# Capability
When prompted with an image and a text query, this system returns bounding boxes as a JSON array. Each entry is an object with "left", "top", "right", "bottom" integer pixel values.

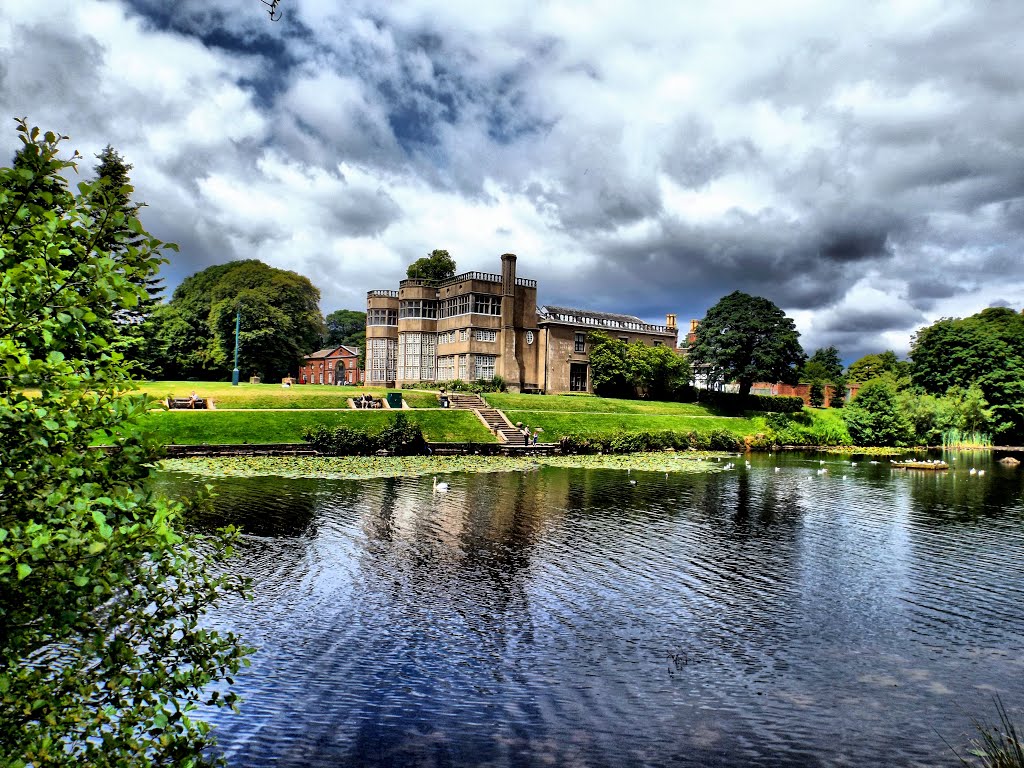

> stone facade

[{"left": 366, "top": 254, "right": 679, "bottom": 394}]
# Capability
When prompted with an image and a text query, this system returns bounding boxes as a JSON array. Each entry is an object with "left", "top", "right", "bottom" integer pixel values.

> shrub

[
  {"left": 301, "top": 413, "right": 427, "bottom": 455},
  {"left": 698, "top": 391, "right": 804, "bottom": 414},
  {"left": 377, "top": 413, "right": 428, "bottom": 455},
  {"left": 808, "top": 382, "right": 825, "bottom": 407}
]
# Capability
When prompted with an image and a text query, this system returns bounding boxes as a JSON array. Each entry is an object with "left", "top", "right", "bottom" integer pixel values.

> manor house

[{"left": 365, "top": 253, "right": 678, "bottom": 394}]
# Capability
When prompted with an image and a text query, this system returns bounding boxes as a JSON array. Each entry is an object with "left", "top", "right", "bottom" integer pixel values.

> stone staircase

[
  {"left": 444, "top": 392, "right": 527, "bottom": 445},
  {"left": 444, "top": 392, "right": 486, "bottom": 409}
]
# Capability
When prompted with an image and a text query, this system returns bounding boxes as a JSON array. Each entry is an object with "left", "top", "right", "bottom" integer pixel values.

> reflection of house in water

[
  {"left": 356, "top": 471, "right": 576, "bottom": 658},
  {"left": 366, "top": 253, "right": 679, "bottom": 393}
]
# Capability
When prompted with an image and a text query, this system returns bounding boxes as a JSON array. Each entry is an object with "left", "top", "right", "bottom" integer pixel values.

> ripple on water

[{"left": 158, "top": 458, "right": 1024, "bottom": 767}]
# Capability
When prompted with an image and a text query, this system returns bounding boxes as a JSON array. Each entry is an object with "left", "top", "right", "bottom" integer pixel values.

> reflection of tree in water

[
  {"left": 906, "top": 455, "right": 1024, "bottom": 526},
  {"left": 157, "top": 472, "right": 324, "bottom": 538}
]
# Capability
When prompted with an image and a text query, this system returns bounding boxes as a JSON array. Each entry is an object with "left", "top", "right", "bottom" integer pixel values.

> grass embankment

[
  {"left": 484, "top": 392, "right": 759, "bottom": 442},
  {"left": 140, "top": 410, "right": 494, "bottom": 445},
  {"left": 136, "top": 381, "right": 849, "bottom": 447}
]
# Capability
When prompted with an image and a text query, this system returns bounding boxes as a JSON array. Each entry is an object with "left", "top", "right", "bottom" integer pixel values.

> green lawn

[
  {"left": 141, "top": 409, "right": 496, "bottom": 445},
  {"left": 484, "top": 392, "right": 718, "bottom": 415},
  {"left": 501, "top": 411, "right": 759, "bottom": 441},
  {"left": 401, "top": 390, "right": 443, "bottom": 409}
]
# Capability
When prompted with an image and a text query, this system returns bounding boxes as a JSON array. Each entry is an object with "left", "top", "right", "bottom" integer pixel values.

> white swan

[{"left": 433, "top": 476, "right": 449, "bottom": 492}]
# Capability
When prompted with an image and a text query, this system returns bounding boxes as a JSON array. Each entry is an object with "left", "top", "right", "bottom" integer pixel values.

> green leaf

[{"left": 17, "top": 563, "right": 31, "bottom": 580}]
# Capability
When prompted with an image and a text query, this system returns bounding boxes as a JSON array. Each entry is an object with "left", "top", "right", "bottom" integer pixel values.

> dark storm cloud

[
  {"left": 661, "top": 119, "right": 760, "bottom": 189},
  {"left": 816, "top": 304, "right": 927, "bottom": 335},
  {"left": 0, "top": 24, "right": 105, "bottom": 128},
  {"left": 325, "top": 187, "right": 402, "bottom": 236}
]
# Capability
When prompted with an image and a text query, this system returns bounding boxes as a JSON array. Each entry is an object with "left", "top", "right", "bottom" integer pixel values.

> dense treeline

[{"left": 838, "top": 307, "right": 1024, "bottom": 446}]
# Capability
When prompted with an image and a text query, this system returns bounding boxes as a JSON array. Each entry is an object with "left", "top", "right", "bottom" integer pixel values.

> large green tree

[
  {"left": 324, "top": 308, "right": 366, "bottom": 347},
  {"left": 588, "top": 332, "right": 691, "bottom": 400},
  {"left": 154, "top": 260, "right": 325, "bottom": 380},
  {"left": 1, "top": 121, "right": 248, "bottom": 765},
  {"left": 846, "top": 350, "right": 911, "bottom": 384},
  {"left": 688, "top": 291, "right": 805, "bottom": 396},
  {"left": 406, "top": 248, "right": 456, "bottom": 281}
]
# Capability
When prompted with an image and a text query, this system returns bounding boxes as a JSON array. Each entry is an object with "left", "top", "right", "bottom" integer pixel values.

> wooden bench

[{"left": 168, "top": 397, "right": 207, "bottom": 409}]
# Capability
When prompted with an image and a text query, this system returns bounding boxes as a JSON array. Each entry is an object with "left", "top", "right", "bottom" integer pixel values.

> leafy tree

[
  {"left": 588, "top": 332, "right": 691, "bottom": 400},
  {"left": 688, "top": 291, "right": 805, "bottom": 396},
  {"left": 153, "top": 260, "right": 324, "bottom": 380},
  {"left": 845, "top": 350, "right": 910, "bottom": 384},
  {"left": 802, "top": 346, "right": 844, "bottom": 383},
  {"left": 325, "top": 308, "right": 366, "bottom": 346},
  {"left": 1, "top": 121, "right": 248, "bottom": 766},
  {"left": 588, "top": 332, "right": 633, "bottom": 398},
  {"left": 802, "top": 346, "right": 846, "bottom": 407},
  {"left": 808, "top": 382, "right": 825, "bottom": 407},
  {"left": 642, "top": 344, "right": 691, "bottom": 401},
  {"left": 406, "top": 248, "right": 456, "bottom": 281},
  {"left": 843, "top": 378, "right": 913, "bottom": 446}
]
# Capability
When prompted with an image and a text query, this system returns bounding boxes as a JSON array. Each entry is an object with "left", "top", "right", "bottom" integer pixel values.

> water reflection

[{"left": 156, "top": 452, "right": 1024, "bottom": 767}]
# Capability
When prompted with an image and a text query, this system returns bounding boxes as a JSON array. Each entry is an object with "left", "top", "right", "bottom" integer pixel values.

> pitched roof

[
  {"left": 538, "top": 305, "right": 673, "bottom": 333},
  {"left": 304, "top": 345, "right": 360, "bottom": 360}
]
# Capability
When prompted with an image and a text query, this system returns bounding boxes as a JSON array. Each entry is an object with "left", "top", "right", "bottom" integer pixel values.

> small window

[
  {"left": 574, "top": 333, "right": 585, "bottom": 353},
  {"left": 526, "top": 330, "right": 534, "bottom": 345},
  {"left": 618, "top": 336, "right": 628, "bottom": 344}
]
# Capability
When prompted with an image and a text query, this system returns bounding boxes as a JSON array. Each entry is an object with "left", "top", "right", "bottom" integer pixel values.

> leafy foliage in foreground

[
  {"left": 0, "top": 121, "right": 249, "bottom": 766},
  {"left": 954, "top": 697, "right": 1024, "bottom": 768},
  {"left": 911, "top": 308, "right": 1024, "bottom": 442},
  {"left": 844, "top": 378, "right": 913, "bottom": 447}
]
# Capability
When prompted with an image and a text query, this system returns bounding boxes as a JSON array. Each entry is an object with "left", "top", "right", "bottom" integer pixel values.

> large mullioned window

[
  {"left": 437, "top": 355, "right": 455, "bottom": 380},
  {"left": 397, "top": 332, "right": 437, "bottom": 381},
  {"left": 368, "top": 308, "right": 398, "bottom": 325},
  {"left": 399, "top": 300, "right": 438, "bottom": 319},
  {"left": 368, "top": 338, "right": 397, "bottom": 383},
  {"left": 440, "top": 293, "right": 502, "bottom": 318},
  {"left": 474, "top": 355, "right": 496, "bottom": 380}
]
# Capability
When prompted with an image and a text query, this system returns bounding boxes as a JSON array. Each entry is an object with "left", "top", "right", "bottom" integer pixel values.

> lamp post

[{"left": 231, "top": 309, "right": 241, "bottom": 386}]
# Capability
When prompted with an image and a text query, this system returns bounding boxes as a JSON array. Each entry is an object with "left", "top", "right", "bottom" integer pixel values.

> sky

[{"left": 3, "top": 0, "right": 1023, "bottom": 362}]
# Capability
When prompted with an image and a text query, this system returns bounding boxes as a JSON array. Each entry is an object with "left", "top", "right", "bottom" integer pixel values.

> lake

[{"left": 159, "top": 451, "right": 1024, "bottom": 767}]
